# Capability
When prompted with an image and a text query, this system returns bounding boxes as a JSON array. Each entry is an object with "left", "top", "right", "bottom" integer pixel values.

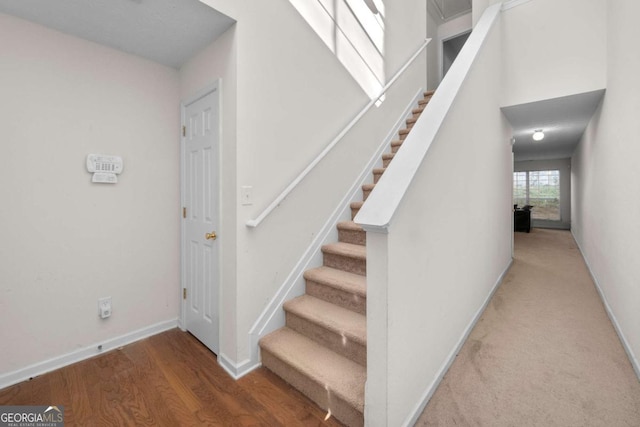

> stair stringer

[{"left": 230, "top": 88, "right": 425, "bottom": 379}]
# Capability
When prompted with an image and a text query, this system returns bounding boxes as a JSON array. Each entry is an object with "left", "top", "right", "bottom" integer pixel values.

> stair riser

[
  {"left": 338, "top": 228, "right": 366, "bottom": 246},
  {"left": 351, "top": 206, "right": 360, "bottom": 220},
  {"left": 261, "top": 350, "right": 364, "bottom": 427},
  {"left": 285, "top": 312, "right": 366, "bottom": 367},
  {"left": 257, "top": 94, "right": 438, "bottom": 427},
  {"left": 323, "top": 252, "right": 366, "bottom": 276},
  {"left": 305, "top": 280, "right": 366, "bottom": 315}
]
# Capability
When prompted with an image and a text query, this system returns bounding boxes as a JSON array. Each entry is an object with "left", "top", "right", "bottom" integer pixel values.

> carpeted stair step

[
  {"left": 304, "top": 266, "right": 366, "bottom": 315},
  {"left": 284, "top": 295, "right": 366, "bottom": 366},
  {"left": 362, "top": 183, "right": 375, "bottom": 201},
  {"left": 322, "top": 242, "right": 366, "bottom": 276},
  {"left": 373, "top": 167, "right": 385, "bottom": 183},
  {"left": 350, "top": 201, "right": 364, "bottom": 220},
  {"left": 417, "top": 91, "right": 435, "bottom": 107},
  {"left": 382, "top": 153, "right": 395, "bottom": 167},
  {"left": 391, "top": 140, "right": 403, "bottom": 154},
  {"left": 260, "top": 328, "right": 365, "bottom": 427},
  {"left": 257, "top": 92, "right": 439, "bottom": 426},
  {"left": 418, "top": 94, "right": 434, "bottom": 106},
  {"left": 337, "top": 221, "right": 366, "bottom": 246}
]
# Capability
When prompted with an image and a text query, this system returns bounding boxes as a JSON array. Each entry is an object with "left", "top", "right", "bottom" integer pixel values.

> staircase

[{"left": 259, "top": 90, "right": 434, "bottom": 427}]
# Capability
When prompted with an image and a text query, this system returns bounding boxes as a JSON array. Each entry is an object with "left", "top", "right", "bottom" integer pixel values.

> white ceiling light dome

[{"left": 532, "top": 130, "right": 545, "bottom": 141}]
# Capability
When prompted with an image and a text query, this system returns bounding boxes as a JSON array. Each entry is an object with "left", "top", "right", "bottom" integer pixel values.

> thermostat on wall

[{"left": 87, "top": 154, "right": 123, "bottom": 184}]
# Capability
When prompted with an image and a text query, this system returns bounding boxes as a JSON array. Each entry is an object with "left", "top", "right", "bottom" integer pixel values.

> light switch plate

[{"left": 241, "top": 186, "right": 253, "bottom": 206}]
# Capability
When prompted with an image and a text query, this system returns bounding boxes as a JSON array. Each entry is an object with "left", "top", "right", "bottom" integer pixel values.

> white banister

[
  {"left": 355, "top": 4, "right": 502, "bottom": 234},
  {"left": 245, "top": 38, "right": 431, "bottom": 228}
]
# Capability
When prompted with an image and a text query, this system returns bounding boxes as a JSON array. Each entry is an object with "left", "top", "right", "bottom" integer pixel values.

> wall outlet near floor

[{"left": 98, "top": 297, "right": 112, "bottom": 319}]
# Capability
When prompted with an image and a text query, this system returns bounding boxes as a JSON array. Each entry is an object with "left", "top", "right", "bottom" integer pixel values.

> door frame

[
  {"left": 440, "top": 29, "right": 472, "bottom": 82},
  {"left": 179, "top": 80, "right": 222, "bottom": 334}
]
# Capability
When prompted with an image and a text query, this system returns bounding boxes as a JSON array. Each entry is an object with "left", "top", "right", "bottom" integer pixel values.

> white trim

[
  {"left": 218, "top": 353, "right": 260, "bottom": 380},
  {"left": 571, "top": 231, "right": 640, "bottom": 381},
  {"left": 0, "top": 319, "right": 178, "bottom": 390},
  {"left": 401, "top": 260, "right": 513, "bottom": 427},
  {"left": 246, "top": 39, "right": 431, "bottom": 228},
  {"left": 355, "top": 4, "right": 502, "bottom": 233},
  {"left": 430, "top": 0, "right": 472, "bottom": 22},
  {"left": 239, "top": 89, "right": 426, "bottom": 377},
  {"left": 179, "top": 81, "right": 223, "bottom": 353},
  {"left": 502, "top": 0, "right": 534, "bottom": 11},
  {"left": 440, "top": 29, "right": 472, "bottom": 83},
  {"left": 435, "top": 12, "right": 472, "bottom": 84}
]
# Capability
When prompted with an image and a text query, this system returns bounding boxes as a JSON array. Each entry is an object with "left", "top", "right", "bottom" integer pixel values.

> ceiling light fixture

[{"left": 532, "top": 129, "right": 545, "bottom": 141}]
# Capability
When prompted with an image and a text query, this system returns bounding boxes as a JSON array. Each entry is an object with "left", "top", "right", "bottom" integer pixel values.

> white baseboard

[
  {"left": 571, "top": 231, "right": 640, "bottom": 381},
  {"left": 0, "top": 318, "right": 178, "bottom": 390},
  {"left": 241, "top": 88, "right": 426, "bottom": 378},
  {"left": 402, "top": 259, "right": 513, "bottom": 427},
  {"left": 218, "top": 353, "right": 260, "bottom": 380}
]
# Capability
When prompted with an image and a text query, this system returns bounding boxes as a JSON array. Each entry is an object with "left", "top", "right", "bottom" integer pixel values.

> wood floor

[{"left": 0, "top": 329, "right": 343, "bottom": 426}]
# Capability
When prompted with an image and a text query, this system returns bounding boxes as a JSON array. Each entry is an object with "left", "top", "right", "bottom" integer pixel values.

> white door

[{"left": 182, "top": 86, "right": 220, "bottom": 354}]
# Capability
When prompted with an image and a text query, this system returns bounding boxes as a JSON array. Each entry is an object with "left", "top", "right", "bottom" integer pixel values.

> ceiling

[
  {"left": 0, "top": 0, "right": 235, "bottom": 69},
  {"left": 502, "top": 90, "right": 606, "bottom": 161},
  {"left": 429, "top": 0, "right": 472, "bottom": 22}
]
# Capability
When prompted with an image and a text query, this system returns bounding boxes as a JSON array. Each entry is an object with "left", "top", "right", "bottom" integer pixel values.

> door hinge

[
  {"left": 182, "top": 125, "right": 186, "bottom": 137},
  {"left": 182, "top": 207, "right": 186, "bottom": 218},
  {"left": 183, "top": 288, "right": 187, "bottom": 300}
]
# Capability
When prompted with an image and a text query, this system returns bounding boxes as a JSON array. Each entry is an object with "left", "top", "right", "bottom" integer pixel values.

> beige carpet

[{"left": 416, "top": 228, "right": 640, "bottom": 426}]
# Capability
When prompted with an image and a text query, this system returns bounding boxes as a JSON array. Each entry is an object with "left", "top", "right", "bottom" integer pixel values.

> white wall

[
  {"left": 233, "top": 0, "right": 369, "bottom": 369},
  {"left": 426, "top": 8, "right": 440, "bottom": 90},
  {"left": 384, "top": 0, "right": 427, "bottom": 77},
  {"left": 501, "top": 0, "right": 606, "bottom": 107},
  {"left": 200, "top": 0, "right": 428, "bottom": 371},
  {"left": 472, "top": 0, "right": 501, "bottom": 26},
  {"left": 515, "top": 158, "right": 571, "bottom": 229},
  {"left": 571, "top": 0, "right": 640, "bottom": 377},
  {"left": 358, "top": 5, "right": 512, "bottom": 424},
  {"left": 0, "top": 14, "right": 180, "bottom": 380}
]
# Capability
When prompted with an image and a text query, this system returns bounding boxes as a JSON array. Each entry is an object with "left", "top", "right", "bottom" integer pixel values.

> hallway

[{"left": 416, "top": 229, "right": 640, "bottom": 426}]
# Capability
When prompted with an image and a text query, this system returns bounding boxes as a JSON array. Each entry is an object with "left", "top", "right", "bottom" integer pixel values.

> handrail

[{"left": 246, "top": 38, "right": 431, "bottom": 228}]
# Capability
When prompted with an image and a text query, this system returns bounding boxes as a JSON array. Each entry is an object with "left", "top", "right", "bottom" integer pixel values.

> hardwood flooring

[{"left": 0, "top": 329, "right": 343, "bottom": 426}]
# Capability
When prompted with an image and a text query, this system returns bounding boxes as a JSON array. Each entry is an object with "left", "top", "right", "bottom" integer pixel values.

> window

[
  {"left": 513, "top": 170, "right": 560, "bottom": 221},
  {"left": 288, "top": 0, "right": 386, "bottom": 100}
]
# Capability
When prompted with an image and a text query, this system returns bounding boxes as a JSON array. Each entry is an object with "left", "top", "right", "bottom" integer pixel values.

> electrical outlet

[{"left": 98, "top": 297, "right": 112, "bottom": 319}]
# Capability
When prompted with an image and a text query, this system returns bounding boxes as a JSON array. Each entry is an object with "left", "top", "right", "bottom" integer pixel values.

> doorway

[
  {"left": 442, "top": 30, "right": 471, "bottom": 78},
  {"left": 181, "top": 83, "right": 221, "bottom": 354}
]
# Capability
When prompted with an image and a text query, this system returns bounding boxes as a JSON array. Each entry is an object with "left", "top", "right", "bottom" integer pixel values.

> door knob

[{"left": 205, "top": 231, "right": 217, "bottom": 240}]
